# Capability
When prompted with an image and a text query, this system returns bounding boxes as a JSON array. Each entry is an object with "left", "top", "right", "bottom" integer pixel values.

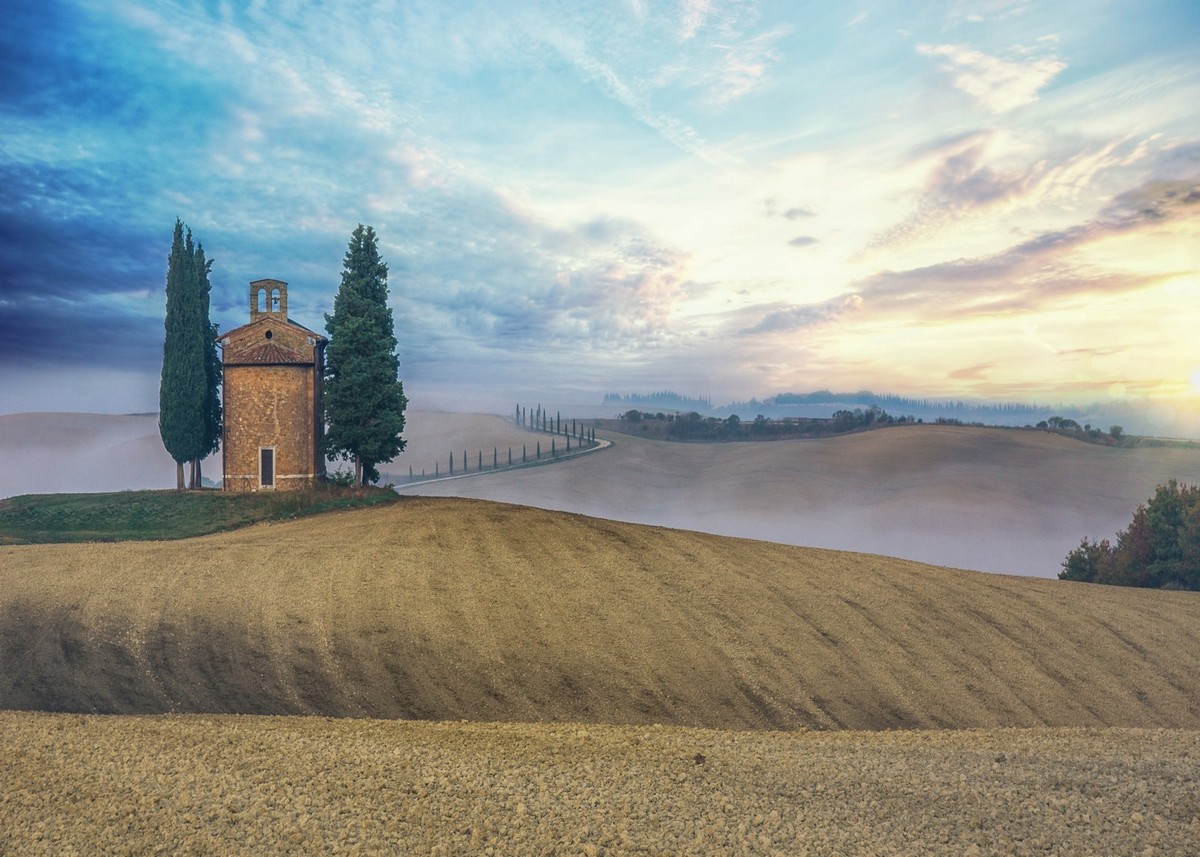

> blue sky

[{"left": 2, "top": 0, "right": 1198, "bottom": 428}]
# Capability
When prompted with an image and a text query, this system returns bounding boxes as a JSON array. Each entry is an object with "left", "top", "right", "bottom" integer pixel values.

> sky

[{"left": 2, "top": 0, "right": 1199, "bottom": 430}]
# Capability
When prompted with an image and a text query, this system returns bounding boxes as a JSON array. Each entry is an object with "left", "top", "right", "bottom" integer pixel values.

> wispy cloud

[
  {"left": 948, "top": 363, "right": 994, "bottom": 380},
  {"left": 870, "top": 131, "right": 1161, "bottom": 252},
  {"left": 783, "top": 207, "right": 816, "bottom": 220},
  {"left": 747, "top": 179, "right": 1200, "bottom": 335},
  {"left": 679, "top": 0, "right": 712, "bottom": 41},
  {"left": 918, "top": 42, "right": 1065, "bottom": 113},
  {"left": 741, "top": 294, "right": 862, "bottom": 334},
  {"left": 946, "top": 0, "right": 1031, "bottom": 25},
  {"left": 543, "top": 30, "right": 737, "bottom": 167},
  {"left": 704, "top": 25, "right": 789, "bottom": 105}
]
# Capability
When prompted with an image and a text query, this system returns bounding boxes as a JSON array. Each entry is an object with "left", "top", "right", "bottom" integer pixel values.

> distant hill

[
  {"left": 605, "top": 389, "right": 1196, "bottom": 437},
  {"left": 408, "top": 423, "right": 1200, "bottom": 577},
  {"left": 3, "top": 497, "right": 1198, "bottom": 730}
]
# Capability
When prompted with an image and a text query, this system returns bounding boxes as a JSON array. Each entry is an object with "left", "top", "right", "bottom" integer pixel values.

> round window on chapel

[{"left": 265, "top": 330, "right": 273, "bottom": 340}]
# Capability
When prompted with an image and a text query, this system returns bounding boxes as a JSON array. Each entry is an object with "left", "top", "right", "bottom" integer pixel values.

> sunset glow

[{"left": 1, "top": 1, "right": 1198, "bottom": 431}]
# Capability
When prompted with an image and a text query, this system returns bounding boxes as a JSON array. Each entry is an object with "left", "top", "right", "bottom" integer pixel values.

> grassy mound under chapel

[{"left": 0, "top": 485, "right": 397, "bottom": 544}]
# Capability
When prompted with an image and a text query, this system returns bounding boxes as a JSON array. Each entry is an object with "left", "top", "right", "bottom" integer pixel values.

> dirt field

[
  {"left": 3, "top": 496, "right": 1198, "bottom": 730},
  {"left": 4, "top": 496, "right": 1200, "bottom": 853},
  {"left": 2, "top": 712, "right": 1197, "bottom": 855}
]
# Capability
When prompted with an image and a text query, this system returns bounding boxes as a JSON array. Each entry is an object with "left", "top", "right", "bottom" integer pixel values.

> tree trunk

[
  {"left": 195, "top": 458, "right": 203, "bottom": 489},
  {"left": 176, "top": 461, "right": 185, "bottom": 491},
  {"left": 354, "top": 456, "right": 363, "bottom": 487}
]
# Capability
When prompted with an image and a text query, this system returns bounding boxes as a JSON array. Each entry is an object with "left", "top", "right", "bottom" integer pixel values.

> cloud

[
  {"left": 917, "top": 43, "right": 1065, "bottom": 113},
  {"left": 704, "top": 25, "right": 789, "bottom": 105},
  {"left": 871, "top": 131, "right": 1162, "bottom": 252},
  {"left": 679, "top": 0, "right": 712, "bottom": 41},
  {"left": 650, "top": 3, "right": 787, "bottom": 106},
  {"left": 946, "top": 0, "right": 1030, "bottom": 25},
  {"left": 762, "top": 201, "right": 816, "bottom": 220},
  {"left": 746, "top": 179, "right": 1200, "bottom": 335},
  {"left": 948, "top": 363, "right": 993, "bottom": 380},
  {"left": 0, "top": 291, "right": 165, "bottom": 371},
  {"left": 544, "top": 31, "right": 737, "bottom": 166},
  {"left": 788, "top": 236, "right": 819, "bottom": 248},
  {"left": 868, "top": 131, "right": 1031, "bottom": 248},
  {"left": 381, "top": 174, "right": 692, "bottom": 369},
  {"left": 741, "top": 294, "right": 862, "bottom": 334},
  {"left": 921, "top": 132, "right": 1028, "bottom": 207},
  {"left": 867, "top": 180, "right": 1200, "bottom": 314}
]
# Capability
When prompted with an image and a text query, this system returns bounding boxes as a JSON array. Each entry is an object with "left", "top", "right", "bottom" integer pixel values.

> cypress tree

[
  {"left": 195, "top": 241, "right": 222, "bottom": 489},
  {"left": 324, "top": 224, "right": 407, "bottom": 485},
  {"left": 159, "top": 220, "right": 208, "bottom": 490}
]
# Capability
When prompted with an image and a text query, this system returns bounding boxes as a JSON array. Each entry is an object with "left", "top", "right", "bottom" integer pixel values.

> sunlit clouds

[
  {"left": 1, "top": 0, "right": 1198, "bottom": 431},
  {"left": 916, "top": 42, "right": 1065, "bottom": 114}
]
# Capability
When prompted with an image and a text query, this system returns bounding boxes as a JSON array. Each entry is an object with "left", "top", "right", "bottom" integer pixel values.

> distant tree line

[
  {"left": 616, "top": 406, "right": 918, "bottom": 441},
  {"left": 1060, "top": 480, "right": 1200, "bottom": 590},
  {"left": 604, "top": 391, "right": 713, "bottom": 410},
  {"left": 1036, "top": 416, "right": 1125, "bottom": 446},
  {"left": 742, "top": 390, "right": 1046, "bottom": 418}
]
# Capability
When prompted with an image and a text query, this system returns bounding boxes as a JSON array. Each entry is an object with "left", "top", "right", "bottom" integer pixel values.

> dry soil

[
  {"left": 2, "top": 713, "right": 1197, "bottom": 855},
  {"left": 3, "top": 496, "right": 1198, "bottom": 730},
  {"left": 4, "top": 496, "right": 1200, "bottom": 854}
]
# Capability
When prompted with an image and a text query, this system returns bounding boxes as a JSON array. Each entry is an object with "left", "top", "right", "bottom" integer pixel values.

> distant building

[{"left": 219, "top": 279, "right": 326, "bottom": 491}]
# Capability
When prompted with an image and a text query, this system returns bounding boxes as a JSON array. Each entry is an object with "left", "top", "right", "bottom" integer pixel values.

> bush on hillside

[{"left": 1060, "top": 480, "right": 1200, "bottom": 589}]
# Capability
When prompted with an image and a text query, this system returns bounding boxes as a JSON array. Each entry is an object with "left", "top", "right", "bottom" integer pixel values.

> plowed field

[{"left": 4, "top": 497, "right": 1198, "bottom": 730}]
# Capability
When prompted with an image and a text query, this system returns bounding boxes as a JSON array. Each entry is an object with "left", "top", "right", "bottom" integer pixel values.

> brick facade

[{"left": 220, "top": 279, "right": 326, "bottom": 491}]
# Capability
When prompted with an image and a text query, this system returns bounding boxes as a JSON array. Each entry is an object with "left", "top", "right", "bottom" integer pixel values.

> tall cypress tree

[
  {"left": 324, "top": 224, "right": 407, "bottom": 485},
  {"left": 159, "top": 220, "right": 221, "bottom": 489},
  {"left": 195, "top": 242, "right": 222, "bottom": 489}
]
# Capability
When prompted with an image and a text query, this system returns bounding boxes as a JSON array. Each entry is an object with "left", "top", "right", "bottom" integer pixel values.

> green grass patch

[{"left": 0, "top": 486, "right": 398, "bottom": 545}]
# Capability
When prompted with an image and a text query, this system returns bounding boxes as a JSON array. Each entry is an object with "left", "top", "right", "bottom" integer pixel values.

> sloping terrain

[
  {"left": 3, "top": 496, "right": 1197, "bottom": 730},
  {"left": 407, "top": 423, "right": 1200, "bottom": 576}
]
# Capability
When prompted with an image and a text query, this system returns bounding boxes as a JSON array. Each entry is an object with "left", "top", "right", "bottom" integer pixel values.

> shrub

[
  {"left": 1060, "top": 480, "right": 1200, "bottom": 589},
  {"left": 326, "top": 469, "right": 356, "bottom": 487}
]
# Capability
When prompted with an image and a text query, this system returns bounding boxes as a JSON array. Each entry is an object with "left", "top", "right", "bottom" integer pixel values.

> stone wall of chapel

[{"left": 223, "top": 364, "right": 316, "bottom": 491}]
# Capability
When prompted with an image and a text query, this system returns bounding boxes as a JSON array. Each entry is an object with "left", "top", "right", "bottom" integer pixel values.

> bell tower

[{"left": 250, "top": 278, "right": 289, "bottom": 322}]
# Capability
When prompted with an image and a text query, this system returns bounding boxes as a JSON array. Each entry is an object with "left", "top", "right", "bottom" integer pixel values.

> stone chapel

[{"left": 219, "top": 279, "right": 327, "bottom": 491}]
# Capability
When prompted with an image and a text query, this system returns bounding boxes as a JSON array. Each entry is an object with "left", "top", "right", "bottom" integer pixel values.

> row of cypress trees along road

[
  {"left": 159, "top": 220, "right": 221, "bottom": 490},
  {"left": 323, "top": 224, "right": 407, "bottom": 487}
]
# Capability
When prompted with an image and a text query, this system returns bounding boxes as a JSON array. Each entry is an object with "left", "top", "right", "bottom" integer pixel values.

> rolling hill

[
  {"left": 403, "top": 420, "right": 1200, "bottom": 576},
  {"left": 3, "top": 496, "right": 1197, "bottom": 730}
]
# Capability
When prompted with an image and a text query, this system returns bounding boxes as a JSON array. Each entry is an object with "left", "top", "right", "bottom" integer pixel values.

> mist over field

[
  {"left": 399, "top": 412, "right": 1200, "bottom": 578},
  {"left": 4, "top": 409, "right": 1199, "bottom": 579},
  {"left": 0, "top": 413, "right": 219, "bottom": 498}
]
